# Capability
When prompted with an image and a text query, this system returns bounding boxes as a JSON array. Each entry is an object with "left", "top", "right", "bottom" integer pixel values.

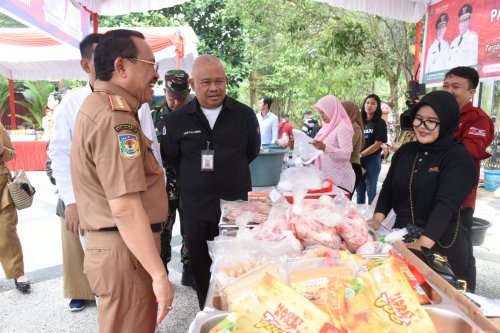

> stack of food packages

[{"left": 210, "top": 190, "right": 437, "bottom": 332}]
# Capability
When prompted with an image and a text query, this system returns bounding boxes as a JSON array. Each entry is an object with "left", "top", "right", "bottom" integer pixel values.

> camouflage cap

[
  {"left": 458, "top": 4, "right": 472, "bottom": 20},
  {"left": 436, "top": 13, "right": 448, "bottom": 28},
  {"left": 164, "top": 69, "right": 190, "bottom": 99}
]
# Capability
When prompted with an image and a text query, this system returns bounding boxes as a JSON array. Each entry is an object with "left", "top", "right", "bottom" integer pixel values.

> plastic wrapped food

[
  {"left": 335, "top": 257, "right": 436, "bottom": 332},
  {"left": 210, "top": 274, "right": 343, "bottom": 333},
  {"left": 221, "top": 200, "right": 272, "bottom": 224}
]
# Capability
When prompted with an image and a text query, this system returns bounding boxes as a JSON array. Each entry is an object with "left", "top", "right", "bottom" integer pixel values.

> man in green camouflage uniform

[{"left": 157, "top": 70, "right": 195, "bottom": 288}]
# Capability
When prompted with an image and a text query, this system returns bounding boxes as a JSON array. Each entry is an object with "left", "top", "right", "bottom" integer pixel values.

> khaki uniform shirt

[
  {"left": 0, "top": 123, "right": 16, "bottom": 175},
  {"left": 0, "top": 124, "right": 16, "bottom": 210},
  {"left": 448, "top": 29, "right": 478, "bottom": 68},
  {"left": 70, "top": 81, "right": 167, "bottom": 231}
]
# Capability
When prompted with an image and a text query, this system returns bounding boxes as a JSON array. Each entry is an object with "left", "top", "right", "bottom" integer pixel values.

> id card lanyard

[{"left": 201, "top": 140, "right": 215, "bottom": 172}]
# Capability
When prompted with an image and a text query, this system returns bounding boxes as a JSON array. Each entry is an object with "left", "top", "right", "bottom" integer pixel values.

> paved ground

[{"left": 0, "top": 166, "right": 499, "bottom": 332}]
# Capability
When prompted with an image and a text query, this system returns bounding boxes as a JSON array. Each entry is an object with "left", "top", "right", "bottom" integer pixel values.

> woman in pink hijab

[{"left": 311, "top": 95, "right": 355, "bottom": 193}]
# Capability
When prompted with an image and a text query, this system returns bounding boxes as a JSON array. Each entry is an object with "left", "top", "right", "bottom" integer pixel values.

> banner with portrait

[{"left": 421, "top": 0, "right": 500, "bottom": 83}]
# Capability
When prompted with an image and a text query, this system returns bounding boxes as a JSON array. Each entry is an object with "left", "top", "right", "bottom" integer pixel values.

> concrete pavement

[{"left": 0, "top": 166, "right": 499, "bottom": 332}]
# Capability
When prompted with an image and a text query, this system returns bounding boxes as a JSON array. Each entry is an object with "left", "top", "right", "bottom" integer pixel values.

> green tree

[{"left": 15, "top": 81, "right": 56, "bottom": 128}]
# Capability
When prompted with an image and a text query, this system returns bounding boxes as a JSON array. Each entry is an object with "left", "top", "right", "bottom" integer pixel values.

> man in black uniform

[{"left": 162, "top": 55, "right": 260, "bottom": 309}]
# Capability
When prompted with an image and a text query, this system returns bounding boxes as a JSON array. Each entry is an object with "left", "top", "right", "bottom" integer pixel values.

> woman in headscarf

[
  {"left": 311, "top": 95, "right": 355, "bottom": 193},
  {"left": 0, "top": 123, "right": 30, "bottom": 292},
  {"left": 341, "top": 100, "right": 365, "bottom": 195},
  {"left": 367, "top": 91, "right": 477, "bottom": 287}
]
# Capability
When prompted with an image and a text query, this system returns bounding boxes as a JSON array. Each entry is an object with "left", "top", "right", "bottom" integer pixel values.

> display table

[{"left": 6, "top": 141, "right": 48, "bottom": 171}]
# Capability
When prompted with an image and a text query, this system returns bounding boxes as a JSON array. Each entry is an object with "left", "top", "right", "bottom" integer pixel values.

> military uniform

[
  {"left": 0, "top": 124, "right": 25, "bottom": 280},
  {"left": 449, "top": 4, "right": 478, "bottom": 67},
  {"left": 70, "top": 81, "right": 168, "bottom": 333}
]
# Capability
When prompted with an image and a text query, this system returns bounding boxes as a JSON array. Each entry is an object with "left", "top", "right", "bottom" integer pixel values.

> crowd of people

[{"left": 0, "top": 26, "right": 495, "bottom": 333}]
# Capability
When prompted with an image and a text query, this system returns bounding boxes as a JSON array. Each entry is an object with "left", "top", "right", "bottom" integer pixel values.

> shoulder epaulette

[{"left": 108, "top": 95, "right": 132, "bottom": 112}]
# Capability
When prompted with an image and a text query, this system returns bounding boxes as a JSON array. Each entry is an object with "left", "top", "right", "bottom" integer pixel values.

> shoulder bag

[{"left": 7, "top": 170, "right": 36, "bottom": 210}]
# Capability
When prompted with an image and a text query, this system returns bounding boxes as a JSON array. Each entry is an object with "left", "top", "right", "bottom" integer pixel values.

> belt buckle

[{"left": 457, "top": 279, "right": 467, "bottom": 293}]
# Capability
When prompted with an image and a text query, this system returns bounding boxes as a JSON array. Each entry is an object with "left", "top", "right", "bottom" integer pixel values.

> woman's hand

[
  {"left": 310, "top": 140, "right": 326, "bottom": 151},
  {"left": 367, "top": 212, "right": 385, "bottom": 229}
]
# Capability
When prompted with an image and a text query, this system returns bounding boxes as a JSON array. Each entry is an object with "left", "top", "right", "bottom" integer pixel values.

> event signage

[
  {"left": 421, "top": 0, "right": 500, "bottom": 83},
  {"left": 0, "top": 0, "right": 90, "bottom": 48}
]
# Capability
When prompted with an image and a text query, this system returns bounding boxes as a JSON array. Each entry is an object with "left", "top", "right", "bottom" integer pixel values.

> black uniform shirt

[
  {"left": 161, "top": 96, "right": 260, "bottom": 220},
  {"left": 376, "top": 141, "right": 476, "bottom": 242},
  {"left": 363, "top": 118, "right": 387, "bottom": 155}
]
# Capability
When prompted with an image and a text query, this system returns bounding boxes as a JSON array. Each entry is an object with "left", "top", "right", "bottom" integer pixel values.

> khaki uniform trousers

[
  {"left": 0, "top": 173, "right": 24, "bottom": 279},
  {"left": 84, "top": 230, "right": 161, "bottom": 333},
  {"left": 60, "top": 217, "right": 94, "bottom": 300}
]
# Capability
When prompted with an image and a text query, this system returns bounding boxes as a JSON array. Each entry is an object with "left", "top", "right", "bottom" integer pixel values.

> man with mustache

[{"left": 70, "top": 29, "right": 173, "bottom": 333}]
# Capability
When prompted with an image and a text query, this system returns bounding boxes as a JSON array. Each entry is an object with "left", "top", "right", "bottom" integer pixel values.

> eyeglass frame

[
  {"left": 412, "top": 117, "right": 440, "bottom": 131},
  {"left": 125, "top": 57, "right": 159, "bottom": 72}
]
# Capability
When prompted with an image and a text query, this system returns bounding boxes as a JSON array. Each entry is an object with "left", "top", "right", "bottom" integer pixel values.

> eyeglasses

[
  {"left": 125, "top": 57, "right": 159, "bottom": 72},
  {"left": 412, "top": 117, "right": 440, "bottom": 131}
]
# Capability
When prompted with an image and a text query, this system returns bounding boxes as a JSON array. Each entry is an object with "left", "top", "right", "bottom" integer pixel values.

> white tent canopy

[
  {"left": 316, "top": 0, "right": 429, "bottom": 23},
  {"left": 0, "top": 26, "right": 199, "bottom": 81},
  {"left": 70, "top": 0, "right": 190, "bottom": 15}
]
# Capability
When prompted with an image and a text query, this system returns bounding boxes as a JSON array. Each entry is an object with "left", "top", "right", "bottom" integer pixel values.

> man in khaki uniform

[
  {"left": 449, "top": 4, "right": 478, "bottom": 68},
  {"left": 0, "top": 124, "right": 30, "bottom": 292},
  {"left": 70, "top": 29, "right": 173, "bottom": 333}
]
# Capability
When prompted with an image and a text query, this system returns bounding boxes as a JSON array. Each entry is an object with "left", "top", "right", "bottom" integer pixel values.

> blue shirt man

[{"left": 256, "top": 97, "right": 278, "bottom": 145}]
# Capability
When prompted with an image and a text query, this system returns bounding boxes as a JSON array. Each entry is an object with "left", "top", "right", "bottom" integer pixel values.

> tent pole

[
  {"left": 9, "top": 80, "right": 16, "bottom": 130},
  {"left": 414, "top": 20, "right": 421, "bottom": 80},
  {"left": 92, "top": 13, "right": 99, "bottom": 33}
]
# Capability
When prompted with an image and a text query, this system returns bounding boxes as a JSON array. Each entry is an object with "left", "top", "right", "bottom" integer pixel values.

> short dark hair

[
  {"left": 79, "top": 33, "right": 103, "bottom": 60},
  {"left": 361, "top": 94, "right": 383, "bottom": 123},
  {"left": 262, "top": 97, "right": 273, "bottom": 109},
  {"left": 444, "top": 66, "right": 479, "bottom": 89},
  {"left": 94, "top": 29, "right": 145, "bottom": 81}
]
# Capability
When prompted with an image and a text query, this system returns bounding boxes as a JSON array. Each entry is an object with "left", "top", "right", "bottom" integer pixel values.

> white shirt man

[
  {"left": 256, "top": 98, "right": 278, "bottom": 145},
  {"left": 425, "top": 13, "right": 450, "bottom": 73},
  {"left": 448, "top": 5, "right": 478, "bottom": 68}
]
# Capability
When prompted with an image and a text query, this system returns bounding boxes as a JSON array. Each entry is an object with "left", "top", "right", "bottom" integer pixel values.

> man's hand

[
  {"left": 65, "top": 204, "right": 83, "bottom": 235},
  {"left": 310, "top": 140, "right": 326, "bottom": 151},
  {"left": 153, "top": 273, "right": 175, "bottom": 324}
]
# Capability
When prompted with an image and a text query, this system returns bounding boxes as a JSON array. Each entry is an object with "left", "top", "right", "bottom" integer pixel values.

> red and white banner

[
  {"left": 421, "top": 0, "right": 500, "bottom": 83},
  {"left": 0, "top": 0, "right": 90, "bottom": 48}
]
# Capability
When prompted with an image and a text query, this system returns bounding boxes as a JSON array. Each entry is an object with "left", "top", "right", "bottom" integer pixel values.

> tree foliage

[{"left": 15, "top": 81, "right": 57, "bottom": 128}]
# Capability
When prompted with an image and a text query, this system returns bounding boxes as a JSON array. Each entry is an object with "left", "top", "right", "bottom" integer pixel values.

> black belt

[{"left": 100, "top": 223, "right": 164, "bottom": 233}]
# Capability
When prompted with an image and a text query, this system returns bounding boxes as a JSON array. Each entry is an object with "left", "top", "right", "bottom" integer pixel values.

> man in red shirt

[
  {"left": 277, "top": 113, "right": 294, "bottom": 148},
  {"left": 443, "top": 66, "right": 495, "bottom": 292}
]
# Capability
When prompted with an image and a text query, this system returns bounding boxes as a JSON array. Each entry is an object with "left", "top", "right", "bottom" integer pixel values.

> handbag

[
  {"left": 409, "top": 247, "right": 464, "bottom": 290},
  {"left": 7, "top": 170, "right": 36, "bottom": 210}
]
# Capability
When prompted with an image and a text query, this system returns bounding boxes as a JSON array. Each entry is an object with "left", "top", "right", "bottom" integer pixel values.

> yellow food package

[
  {"left": 341, "top": 257, "right": 436, "bottom": 333},
  {"left": 214, "top": 273, "right": 344, "bottom": 332}
]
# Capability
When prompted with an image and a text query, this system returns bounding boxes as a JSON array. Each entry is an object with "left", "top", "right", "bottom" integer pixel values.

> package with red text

[{"left": 211, "top": 273, "right": 343, "bottom": 332}]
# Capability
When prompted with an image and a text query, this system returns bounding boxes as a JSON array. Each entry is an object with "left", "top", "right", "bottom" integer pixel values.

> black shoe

[
  {"left": 181, "top": 265, "right": 196, "bottom": 289},
  {"left": 14, "top": 278, "right": 31, "bottom": 293}
]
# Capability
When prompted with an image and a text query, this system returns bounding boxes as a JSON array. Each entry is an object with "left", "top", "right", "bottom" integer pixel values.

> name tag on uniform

[{"left": 201, "top": 149, "right": 215, "bottom": 171}]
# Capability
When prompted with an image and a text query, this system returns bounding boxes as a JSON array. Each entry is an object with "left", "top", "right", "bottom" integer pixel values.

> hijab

[
  {"left": 409, "top": 90, "right": 459, "bottom": 151},
  {"left": 341, "top": 100, "right": 365, "bottom": 147},
  {"left": 314, "top": 95, "right": 353, "bottom": 142}
]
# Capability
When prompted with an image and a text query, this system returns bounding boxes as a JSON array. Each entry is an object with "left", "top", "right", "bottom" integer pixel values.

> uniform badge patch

[
  {"left": 114, "top": 124, "right": 138, "bottom": 133},
  {"left": 118, "top": 134, "right": 141, "bottom": 159},
  {"left": 109, "top": 95, "right": 132, "bottom": 112}
]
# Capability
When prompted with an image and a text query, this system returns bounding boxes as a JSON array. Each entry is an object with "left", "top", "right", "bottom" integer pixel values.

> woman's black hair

[{"left": 360, "top": 94, "right": 383, "bottom": 124}]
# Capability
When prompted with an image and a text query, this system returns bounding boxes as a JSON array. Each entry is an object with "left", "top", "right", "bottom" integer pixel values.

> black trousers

[
  {"left": 460, "top": 207, "right": 476, "bottom": 292},
  {"left": 183, "top": 214, "right": 219, "bottom": 310},
  {"left": 351, "top": 163, "right": 363, "bottom": 199}
]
